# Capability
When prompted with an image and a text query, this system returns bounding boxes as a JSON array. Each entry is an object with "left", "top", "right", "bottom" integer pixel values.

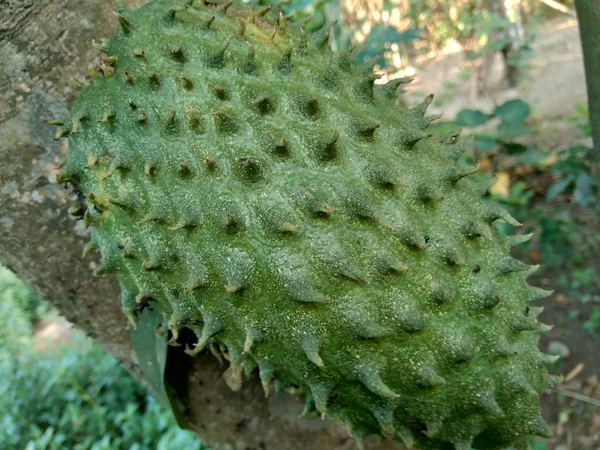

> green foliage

[
  {"left": 257, "top": 0, "right": 423, "bottom": 69},
  {"left": 0, "top": 267, "right": 204, "bottom": 450},
  {"left": 0, "top": 266, "right": 49, "bottom": 352},
  {"left": 547, "top": 145, "right": 597, "bottom": 207},
  {"left": 453, "top": 99, "right": 548, "bottom": 170}
]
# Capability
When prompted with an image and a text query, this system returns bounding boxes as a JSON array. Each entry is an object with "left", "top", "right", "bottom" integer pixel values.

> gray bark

[{"left": 0, "top": 1, "right": 402, "bottom": 449}]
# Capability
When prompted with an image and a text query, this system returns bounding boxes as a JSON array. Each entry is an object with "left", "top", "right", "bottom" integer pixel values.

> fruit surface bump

[{"left": 57, "top": 1, "right": 556, "bottom": 449}]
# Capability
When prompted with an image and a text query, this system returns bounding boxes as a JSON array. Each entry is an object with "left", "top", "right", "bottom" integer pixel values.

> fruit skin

[{"left": 55, "top": 1, "right": 557, "bottom": 449}]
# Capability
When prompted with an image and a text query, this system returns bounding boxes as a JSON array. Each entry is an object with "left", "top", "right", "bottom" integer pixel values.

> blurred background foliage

[
  {"left": 1, "top": 0, "right": 598, "bottom": 448},
  {"left": 0, "top": 267, "right": 205, "bottom": 450}
]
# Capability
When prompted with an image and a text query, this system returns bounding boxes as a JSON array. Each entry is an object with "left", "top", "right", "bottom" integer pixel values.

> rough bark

[
  {"left": 574, "top": 0, "right": 600, "bottom": 180},
  {"left": 0, "top": 1, "right": 402, "bottom": 449}
]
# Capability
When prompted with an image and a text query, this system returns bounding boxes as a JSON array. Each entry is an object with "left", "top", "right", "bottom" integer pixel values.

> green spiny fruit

[{"left": 55, "top": 1, "right": 557, "bottom": 448}]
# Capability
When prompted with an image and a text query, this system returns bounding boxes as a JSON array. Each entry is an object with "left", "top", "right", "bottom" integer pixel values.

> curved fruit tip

[
  {"left": 92, "top": 38, "right": 110, "bottom": 53},
  {"left": 185, "top": 318, "right": 223, "bottom": 357},
  {"left": 539, "top": 353, "right": 560, "bottom": 366},
  {"left": 508, "top": 233, "right": 534, "bottom": 246},
  {"left": 353, "top": 73, "right": 383, "bottom": 103},
  {"left": 223, "top": 362, "right": 244, "bottom": 392},
  {"left": 352, "top": 120, "right": 380, "bottom": 141},
  {"left": 277, "top": 11, "right": 286, "bottom": 35},
  {"left": 180, "top": 74, "right": 194, "bottom": 90},
  {"left": 95, "top": 259, "right": 118, "bottom": 276},
  {"left": 302, "top": 96, "right": 320, "bottom": 120},
  {"left": 202, "top": 15, "right": 215, "bottom": 29},
  {"left": 384, "top": 257, "right": 409, "bottom": 275},
  {"left": 459, "top": 220, "right": 492, "bottom": 240},
  {"left": 352, "top": 431, "right": 365, "bottom": 450},
  {"left": 71, "top": 76, "right": 87, "bottom": 90},
  {"left": 204, "top": 344, "right": 222, "bottom": 366},
  {"left": 97, "top": 110, "right": 116, "bottom": 123},
  {"left": 257, "top": 4, "right": 272, "bottom": 17},
  {"left": 206, "top": 37, "right": 230, "bottom": 69},
  {"left": 246, "top": 7, "right": 255, "bottom": 24},
  {"left": 423, "top": 419, "right": 443, "bottom": 438},
  {"left": 312, "top": 129, "right": 339, "bottom": 163},
  {"left": 513, "top": 437, "right": 532, "bottom": 450},
  {"left": 301, "top": 336, "right": 324, "bottom": 368},
  {"left": 439, "top": 130, "right": 461, "bottom": 145},
  {"left": 276, "top": 42, "right": 293, "bottom": 73},
  {"left": 548, "top": 374, "right": 563, "bottom": 388},
  {"left": 412, "top": 94, "right": 434, "bottom": 117},
  {"left": 497, "top": 256, "right": 530, "bottom": 275},
  {"left": 396, "top": 425, "right": 414, "bottom": 448},
  {"left": 484, "top": 207, "right": 521, "bottom": 226},
  {"left": 298, "top": 27, "right": 308, "bottom": 53},
  {"left": 81, "top": 240, "right": 98, "bottom": 258},
  {"left": 125, "top": 310, "right": 138, "bottom": 330},
  {"left": 376, "top": 76, "right": 414, "bottom": 99},
  {"left": 259, "top": 364, "right": 274, "bottom": 397},
  {"left": 431, "top": 282, "right": 453, "bottom": 306},
  {"left": 356, "top": 363, "right": 399, "bottom": 399},
  {"left": 236, "top": 157, "right": 263, "bottom": 183},
  {"left": 251, "top": 92, "right": 275, "bottom": 115},
  {"left": 309, "top": 382, "right": 332, "bottom": 414},
  {"left": 413, "top": 183, "right": 440, "bottom": 204},
  {"left": 416, "top": 365, "right": 445, "bottom": 388},
  {"left": 218, "top": 0, "right": 233, "bottom": 14},
  {"left": 507, "top": 374, "right": 538, "bottom": 396},
  {"left": 426, "top": 113, "right": 443, "bottom": 125},
  {"left": 288, "top": 277, "right": 329, "bottom": 303},
  {"left": 529, "top": 286, "right": 554, "bottom": 302},
  {"left": 236, "top": 18, "right": 246, "bottom": 36},
  {"left": 475, "top": 391, "right": 503, "bottom": 416},
  {"left": 372, "top": 404, "right": 395, "bottom": 435},
  {"left": 301, "top": 395, "right": 316, "bottom": 417},
  {"left": 113, "top": 11, "right": 131, "bottom": 34},
  {"left": 242, "top": 328, "right": 259, "bottom": 354},
  {"left": 437, "top": 243, "right": 466, "bottom": 267},
  {"left": 53, "top": 127, "right": 69, "bottom": 140},
  {"left": 452, "top": 438, "right": 473, "bottom": 450},
  {"left": 212, "top": 109, "right": 238, "bottom": 134},
  {"left": 167, "top": 5, "right": 187, "bottom": 20},
  {"left": 107, "top": 194, "right": 137, "bottom": 211},
  {"left": 68, "top": 202, "right": 85, "bottom": 218},
  {"left": 446, "top": 165, "right": 479, "bottom": 184},
  {"left": 528, "top": 414, "right": 553, "bottom": 438}
]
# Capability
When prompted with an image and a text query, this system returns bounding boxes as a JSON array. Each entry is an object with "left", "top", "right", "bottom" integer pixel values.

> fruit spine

[{"left": 54, "top": 1, "right": 557, "bottom": 449}]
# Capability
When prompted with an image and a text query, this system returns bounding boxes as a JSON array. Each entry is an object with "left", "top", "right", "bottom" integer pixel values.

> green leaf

[
  {"left": 130, "top": 307, "right": 189, "bottom": 430},
  {"left": 546, "top": 177, "right": 573, "bottom": 202},
  {"left": 494, "top": 99, "right": 530, "bottom": 124},
  {"left": 503, "top": 143, "right": 528, "bottom": 155},
  {"left": 574, "top": 173, "right": 595, "bottom": 206},
  {"left": 473, "top": 135, "right": 497, "bottom": 150},
  {"left": 456, "top": 109, "right": 491, "bottom": 127},
  {"left": 515, "top": 146, "right": 548, "bottom": 168},
  {"left": 497, "top": 121, "right": 530, "bottom": 139}
]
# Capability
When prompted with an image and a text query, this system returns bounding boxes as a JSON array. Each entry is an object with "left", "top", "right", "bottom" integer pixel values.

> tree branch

[
  {"left": 0, "top": 1, "right": 399, "bottom": 449},
  {"left": 540, "top": 0, "right": 576, "bottom": 17},
  {"left": 575, "top": 0, "right": 600, "bottom": 180}
]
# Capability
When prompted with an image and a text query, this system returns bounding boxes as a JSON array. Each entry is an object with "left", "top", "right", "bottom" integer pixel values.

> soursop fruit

[{"left": 55, "top": 1, "right": 558, "bottom": 448}]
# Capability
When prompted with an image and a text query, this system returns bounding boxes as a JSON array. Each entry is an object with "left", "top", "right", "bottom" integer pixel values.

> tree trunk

[
  {"left": 0, "top": 1, "right": 402, "bottom": 449},
  {"left": 574, "top": 0, "right": 600, "bottom": 179}
]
